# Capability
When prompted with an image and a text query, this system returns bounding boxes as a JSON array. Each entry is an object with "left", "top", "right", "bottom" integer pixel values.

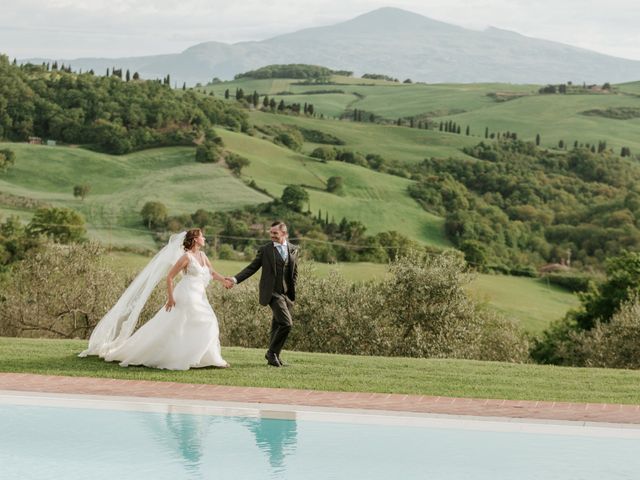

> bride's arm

[
  {"left": 203, "top": 253, "right": 226, "bottom": 283},
  {"left": 165, "top": 254, "right": 189, "bottom": 311}
]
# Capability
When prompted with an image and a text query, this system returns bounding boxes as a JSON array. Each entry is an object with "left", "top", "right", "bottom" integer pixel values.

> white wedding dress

[
  {"left": 102, "top": 252, "right": 227, "bottom": 370},
  {"left": 80, "top": 232, "right": 227, "bottom": 370}
]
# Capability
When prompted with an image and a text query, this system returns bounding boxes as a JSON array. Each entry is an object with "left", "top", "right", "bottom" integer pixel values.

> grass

[
  {"left": 469, "top": 274, "right": 579, "bottom": 334},
  {"left": 206, "top": 77, "right": 537, "bottom": 120},
  {"left": 217, "top": 129, "right": 449, "bottom": 246},
  {"left": 1, "top": 337, "right": 639, "bottom": 404},
  {"left": 249, "top": 110, "right": 477, "bottom": 163},
  {"left": 0, "top": 143, "right": 271, "bottom": 249},
  {"left": 208, "top": 77, "right": 640, "bottom": 156},
  {"left": 438, "top": 91, "right": 640, "bottom": 153}
]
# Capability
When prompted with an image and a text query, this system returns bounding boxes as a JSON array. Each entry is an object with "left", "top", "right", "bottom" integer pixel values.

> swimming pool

[{"left": 1, "top": 391, "right": 639, "bottom": 479}]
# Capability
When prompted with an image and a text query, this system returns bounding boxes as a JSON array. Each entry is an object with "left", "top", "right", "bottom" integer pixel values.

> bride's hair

[{"left": 183, "top": 228, "right": 202, "bottom": 251}]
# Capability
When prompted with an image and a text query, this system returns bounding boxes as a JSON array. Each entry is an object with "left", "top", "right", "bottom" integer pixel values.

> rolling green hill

[
  {"left": 0, "top": 143, "right": 270, "bottom": 248},
  {"left": 205, "top": 76, "right": 640, "bottom": 155},
  {"left": 438, "top": 91, "right": 640, "bottom": 153},
  {"left": 215, "top": 129, "right": 449, "bottom": 246},
  {"left": 248, "top": 110, "right": 477, "bottom": 162},
  {"left": 0, "top": 131, "right": 450, "bottom": 248}
]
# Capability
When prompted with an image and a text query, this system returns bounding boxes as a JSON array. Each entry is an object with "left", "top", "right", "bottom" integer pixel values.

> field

[
  {"left": 216, "top": 129, "right": 449, "bottom": 245},
  {"left": 0, "top": 143, "right": 270, "bottom": 249},
  {"left": 205, "top": 76, "right": 640, "bottom": 154}
]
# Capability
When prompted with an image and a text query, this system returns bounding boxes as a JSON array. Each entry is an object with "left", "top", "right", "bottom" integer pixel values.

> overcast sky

[{"left": 2, "top": 0, "right": 639, "bottom": 61}]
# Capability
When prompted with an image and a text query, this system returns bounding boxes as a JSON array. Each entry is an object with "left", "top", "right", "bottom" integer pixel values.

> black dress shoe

[
  {"left": 265, "top": 351, "right": 281, "bottom": 367},
  {"left": 275, "top": 353, "right": 288, "bottom": 367}
]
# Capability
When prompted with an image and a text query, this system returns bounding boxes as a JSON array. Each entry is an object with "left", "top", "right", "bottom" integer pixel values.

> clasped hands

[{"left": 222, "top": 276, "right": 235, "bottom": 289}]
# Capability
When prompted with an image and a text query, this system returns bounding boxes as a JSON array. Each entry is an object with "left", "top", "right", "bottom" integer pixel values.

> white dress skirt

[{"left": 104, "top": 253, "right": 227, "bottom": 370}]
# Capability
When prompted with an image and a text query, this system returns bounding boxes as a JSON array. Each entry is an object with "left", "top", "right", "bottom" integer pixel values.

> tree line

[{"left": 0, "top": 55, "right": 248, "bottom": 154}]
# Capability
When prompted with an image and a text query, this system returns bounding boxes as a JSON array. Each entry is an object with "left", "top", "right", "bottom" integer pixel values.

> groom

[{"left": 225, "top": 221, "right": 298, "bottom": 367}]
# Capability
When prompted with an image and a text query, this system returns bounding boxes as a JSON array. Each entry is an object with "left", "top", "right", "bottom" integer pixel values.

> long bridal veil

[{"left": 79, "top": 231, "right": 187, "bottom": 358}]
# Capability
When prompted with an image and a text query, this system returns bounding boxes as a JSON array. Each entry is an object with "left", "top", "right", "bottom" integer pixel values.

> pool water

[{"left": 1, "top": 396, "right": 639, "bottom": 479}]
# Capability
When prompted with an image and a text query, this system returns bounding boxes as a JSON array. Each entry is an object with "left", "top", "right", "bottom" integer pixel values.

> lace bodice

[{"left": 185, "top": 252, "right": 211, "bottom": 282}]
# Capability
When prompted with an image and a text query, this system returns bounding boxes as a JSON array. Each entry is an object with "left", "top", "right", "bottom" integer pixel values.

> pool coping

[
  {"left": 1, "top": 372, "right": 639, "bottom": 425},
  {"left": 4, "top": 389, "right": 640, "bottom": 438}
]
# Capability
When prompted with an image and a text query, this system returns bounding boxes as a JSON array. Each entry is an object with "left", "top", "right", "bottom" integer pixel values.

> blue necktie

[{"left": 277, "top": 244, "right": 287, "bottom": 260}]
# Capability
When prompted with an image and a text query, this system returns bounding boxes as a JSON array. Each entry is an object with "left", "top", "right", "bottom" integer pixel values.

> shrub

[
  {"left": 281, "top": 185, "right": 309, "bottom": 212},
  {"left": 213, "top": 253, "right": 530, "bottom": 362},
  {"left": 73, "top": 184, "right": 91, "bottom": 200},
  {"left": 195, "top": 142, "right": 222, "bottom": 163},
  {"left": 543, "top": 272, "right": 594, "bottom": 292},
  {"left": 0, "top": 242, "right": 122, "bottom": 338},
  {"left": 298, "top": 128, "right": 345, "bottom": 145},
  {"left": 27, "top": 207, "right": 86, "bottom": 243},
  {"left": 571, "top": 298, "right": 640, "bottom": 369},
  {"left": 274, "top": 129, "right": 304, "bottom": 151},
  {"left": 140, "top": 201, "right": 168, "bottom": 229},
  {"left": 310, "top": 146, "right": 337, "bottom": 162},
  {"left": 225, "top": 153, "right": 250, "bottom": 175},
  {"left": 0, "top": 148, "right": 16, "bottom": 173},
  {"left": 326, "top": 176, "right": 344, "bottom": 194}
]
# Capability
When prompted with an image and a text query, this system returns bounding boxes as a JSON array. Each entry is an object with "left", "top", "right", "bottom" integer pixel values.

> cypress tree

[
  {"left": 485, "top": 127, "right": 489, "bottom": 138},
  {"left": 263, "top": 95, "right": 269, "bottom": 108},
  {"left": 535, "top": 133, "right": 540, "bottom": 146},
  {"left": 466, "top": 126, "right": 470, "bottom": 136},
  {"left": 224, "top": 89, "right": 230, "bottom": 99}
]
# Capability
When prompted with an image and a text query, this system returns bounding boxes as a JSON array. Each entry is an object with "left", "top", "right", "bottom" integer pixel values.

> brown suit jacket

[{"left": 234, "top": 242, "right": 298, "bottom": 306}]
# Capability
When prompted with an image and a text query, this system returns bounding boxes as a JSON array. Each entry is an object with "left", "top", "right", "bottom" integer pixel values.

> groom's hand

[{"left": 223, "top": 277, "right": 235, "bottom": 289}]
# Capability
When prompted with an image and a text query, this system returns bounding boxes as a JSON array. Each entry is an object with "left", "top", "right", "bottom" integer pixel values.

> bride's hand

[{"left": 165, "top": 297, "right": 176, "bottom": 312}]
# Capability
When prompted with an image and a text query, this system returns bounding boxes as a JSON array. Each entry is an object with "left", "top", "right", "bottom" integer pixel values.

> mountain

[{"left": 24, "top": 7, "right": 640, "bottom": 85}]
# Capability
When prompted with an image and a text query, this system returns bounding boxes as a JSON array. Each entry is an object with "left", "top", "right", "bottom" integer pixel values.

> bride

[{"left": 79, "top": 229, "right": 230, "bottom": 370}]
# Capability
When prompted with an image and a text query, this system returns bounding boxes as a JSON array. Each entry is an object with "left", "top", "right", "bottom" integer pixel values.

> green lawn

[{"left": 1, "top": 337, "right": 639, "bottom": 404}]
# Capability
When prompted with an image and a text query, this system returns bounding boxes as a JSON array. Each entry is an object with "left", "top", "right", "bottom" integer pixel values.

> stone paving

[{"left": 1, "top": 372, "right": 639, "bottom": 424}]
